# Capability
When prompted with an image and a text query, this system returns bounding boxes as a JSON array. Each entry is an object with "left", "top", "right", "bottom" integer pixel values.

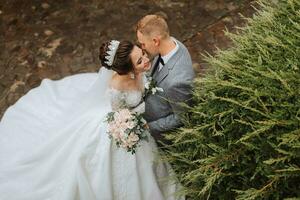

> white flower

[
  {"left": 145, "top": 81, "right": 150, "bottom": 89},
  {"left": 156, "top": 87, "right": 164, "bottom": 92},
  {"left": 151, "top": 88, "right": 157, "bottom": 94},
  {"left": 150, "top": 87, "right": 164, "bottom": 94}
]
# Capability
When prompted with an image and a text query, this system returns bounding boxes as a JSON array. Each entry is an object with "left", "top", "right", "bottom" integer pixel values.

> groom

[{"left": 136, "top": 14, "right": 195, "bottom": 143}]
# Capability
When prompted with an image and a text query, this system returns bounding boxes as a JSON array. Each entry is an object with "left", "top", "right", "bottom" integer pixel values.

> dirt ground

[{"left": 0, "top": 0, "right": 256, "bottom": 118}]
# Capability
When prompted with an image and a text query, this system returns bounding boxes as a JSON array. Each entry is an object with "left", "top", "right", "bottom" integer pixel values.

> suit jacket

[{"left": 144, "top": 38, "right": 195, "bottom": 141}]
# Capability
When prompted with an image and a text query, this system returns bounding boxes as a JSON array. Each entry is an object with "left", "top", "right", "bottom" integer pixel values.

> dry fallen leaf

[
  {"left": 20, "top": 60, "right": 28, "bottom": 65},
  {"left": 9, "top": 81, "right": 25, "bottom": 93},
  {"left": 40, "top": 38, "right": 63, "bottom": 57},
  {"left": 41, "top": 3, "right": 50, "bottom": 9},
  {"left": 44, "top": 29, "right": 54, "bottom": 36},
  {"left": 37, "top": 61, "right": 47, "bottom": 68}
]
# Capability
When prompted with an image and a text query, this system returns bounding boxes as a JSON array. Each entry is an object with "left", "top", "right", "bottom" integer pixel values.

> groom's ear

[{"left": 153, "top": 37, "right": 160, "bottom": 47}]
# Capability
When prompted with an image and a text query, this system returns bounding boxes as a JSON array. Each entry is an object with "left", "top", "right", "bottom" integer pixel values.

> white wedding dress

[{"left": 0, "top": 68, "right": 184, "bottom": 200}]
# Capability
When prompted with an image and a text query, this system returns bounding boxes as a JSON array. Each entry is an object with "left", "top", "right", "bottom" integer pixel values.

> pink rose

[
  {"left": 115, "top": 109, "right": 132, "bottom": 123},
  {"left": 128, "top": 133, "right": 139, "bottom": 143}
]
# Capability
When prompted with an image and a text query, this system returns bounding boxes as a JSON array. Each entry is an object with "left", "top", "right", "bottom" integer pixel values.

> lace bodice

[{"left": 108, "top": 88, "right": 145, "bottom": 114}]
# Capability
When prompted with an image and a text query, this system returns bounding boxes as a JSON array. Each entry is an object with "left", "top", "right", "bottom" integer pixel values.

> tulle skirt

[{"left": 0, "top": 73, "right": 183, "bottom": 200}]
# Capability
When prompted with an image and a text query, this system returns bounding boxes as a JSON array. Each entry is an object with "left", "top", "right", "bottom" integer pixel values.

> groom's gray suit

[{"left": 144, "top": 38, "right": 195, "bottom": 142}]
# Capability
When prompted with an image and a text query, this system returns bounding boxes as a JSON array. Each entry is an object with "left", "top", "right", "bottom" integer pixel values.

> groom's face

[{"left": 137, "top": 31, "right": 159, "bottom": 58}]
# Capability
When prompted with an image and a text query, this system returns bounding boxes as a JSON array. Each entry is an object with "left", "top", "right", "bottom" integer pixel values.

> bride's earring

[{"left": 130, "top": 72, "right": 135, "bottom": 80}]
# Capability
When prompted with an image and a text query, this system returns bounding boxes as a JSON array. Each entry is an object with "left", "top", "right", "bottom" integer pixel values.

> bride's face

[{"left": 130, "top": 45, "right": 151, "bottom": 73}]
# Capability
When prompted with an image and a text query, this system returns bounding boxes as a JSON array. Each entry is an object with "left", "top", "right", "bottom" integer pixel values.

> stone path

[{"left": 0, "top": 0, "right": 256, "bottom": 118}]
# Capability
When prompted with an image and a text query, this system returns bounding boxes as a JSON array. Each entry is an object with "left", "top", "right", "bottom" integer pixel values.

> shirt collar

[{"left": 161, "top": 38, "right": 179, "bottom": 65}]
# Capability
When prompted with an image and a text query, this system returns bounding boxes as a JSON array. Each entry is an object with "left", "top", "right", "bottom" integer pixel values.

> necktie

[{"left": 159, "top": 57, "right": 165, "bottom": 66}]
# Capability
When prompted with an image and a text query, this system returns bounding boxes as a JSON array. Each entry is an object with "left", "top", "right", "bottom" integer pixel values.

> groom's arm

[{"left": 148, "top": 80, "right": 193, "bottom": 135}]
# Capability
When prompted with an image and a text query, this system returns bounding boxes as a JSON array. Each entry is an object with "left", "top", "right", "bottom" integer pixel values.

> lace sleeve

[
  {"left": 109, "top": 89, "right": 127, "bottom": 111},
  {"left": 109, "top": 89, "right": 144, "bottom": 112}
]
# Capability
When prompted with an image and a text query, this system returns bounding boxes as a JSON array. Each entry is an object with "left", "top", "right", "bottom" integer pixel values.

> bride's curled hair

[{"left": 99, "top": 40, "right": 134, "bottom": 75}]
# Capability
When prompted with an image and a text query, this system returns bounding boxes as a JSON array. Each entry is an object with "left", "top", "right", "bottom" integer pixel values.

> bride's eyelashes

[
  {"left": 137, "top": 57, "right": 142, "bottom": 65},
  {"left": 138, "top": 56, "right": 147, "bottom": 65}
]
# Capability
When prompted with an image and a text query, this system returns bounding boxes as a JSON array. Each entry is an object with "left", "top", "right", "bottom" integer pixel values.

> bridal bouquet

[{"left": 105, "top": 109, "right": 149, "bottom": 154}]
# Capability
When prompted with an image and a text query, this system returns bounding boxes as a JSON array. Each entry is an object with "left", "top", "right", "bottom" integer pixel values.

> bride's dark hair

[{"left": 99, "top": 40, "right": 134, "bottom": 75}]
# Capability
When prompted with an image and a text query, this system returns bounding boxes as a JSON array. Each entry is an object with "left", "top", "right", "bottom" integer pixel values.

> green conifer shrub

[{"left": 163, "top": 0, "right": 300, "bottom": 199}]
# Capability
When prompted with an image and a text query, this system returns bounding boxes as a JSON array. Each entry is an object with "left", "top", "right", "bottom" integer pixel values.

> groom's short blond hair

[{"left": 136, "top": 14, "right": 169, "bottom": 39}]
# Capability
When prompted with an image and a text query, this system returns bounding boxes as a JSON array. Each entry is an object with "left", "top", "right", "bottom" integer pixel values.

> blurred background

[{"left": 0, "top": 0, "right": 256, "bottom": 117}]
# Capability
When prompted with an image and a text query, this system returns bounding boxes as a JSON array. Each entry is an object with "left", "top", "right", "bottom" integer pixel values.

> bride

[{"left": 0, "top": 40, "right": 184, "bottom": 200}]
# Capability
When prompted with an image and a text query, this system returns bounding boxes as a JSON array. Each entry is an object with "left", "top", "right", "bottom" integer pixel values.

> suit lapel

[
  {"left": 154, "top": 42, "right": 183, "bottom": 84},
  {"left": 154, "top": 64, "right": 169, "bottom": 84},
  {"left": 150, "top": 56, "right": 159, "bottom": 77}
]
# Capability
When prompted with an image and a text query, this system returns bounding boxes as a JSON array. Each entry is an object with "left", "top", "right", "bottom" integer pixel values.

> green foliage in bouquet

[{"left": 162, "top": 0, "right": 300, "bottom": 199}]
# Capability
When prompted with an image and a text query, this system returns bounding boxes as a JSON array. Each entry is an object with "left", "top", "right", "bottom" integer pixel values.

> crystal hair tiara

[{"left": 104, "top": 40, "right": 120, "bottom": 66}]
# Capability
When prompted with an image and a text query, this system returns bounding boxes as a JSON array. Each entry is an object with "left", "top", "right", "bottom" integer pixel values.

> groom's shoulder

[
  {"left": 172, "top": 37, "right": 191, "bottom": 61},
  {"left": 173, "top": 37, "right": 189, "bottom": 53},
  {"left": 170, "top": 38, "right": 191, "bottom": 68},
  {"left": 170, "top": 38, "right": 195, "bottom": 78}
]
